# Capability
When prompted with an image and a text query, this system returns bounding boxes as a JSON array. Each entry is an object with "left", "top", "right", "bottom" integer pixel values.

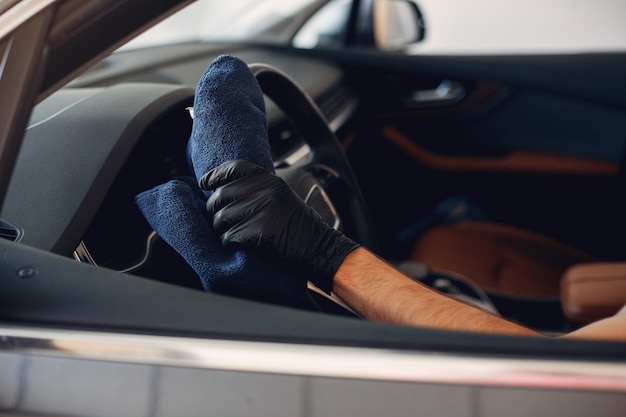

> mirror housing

[
  {"left": 374, "top": 0, "right": 425, "bottom": 50},
  {"left": 292, "top": 0, "right": 425, "bottom": 51}
]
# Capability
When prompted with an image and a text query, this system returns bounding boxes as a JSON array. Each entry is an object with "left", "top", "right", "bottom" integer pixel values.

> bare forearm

[{"left": 333, "top": 247, "right": 540, "bottom": 336}]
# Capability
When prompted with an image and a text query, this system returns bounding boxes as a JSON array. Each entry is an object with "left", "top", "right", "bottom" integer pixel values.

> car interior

[
  {"left": 341, "top": 53, "right": 626, "bottom": 333},
  {"left": 2, "top": 0, "right": 626, "bottom": 352}
]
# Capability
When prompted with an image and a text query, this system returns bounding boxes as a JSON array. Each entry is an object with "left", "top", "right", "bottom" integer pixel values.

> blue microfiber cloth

[
  {"left": 186, "top": 55, "right": 274, "bottom": 184},
  {"left": 135, "top": 55, "right": 309, "bottom": 307}
]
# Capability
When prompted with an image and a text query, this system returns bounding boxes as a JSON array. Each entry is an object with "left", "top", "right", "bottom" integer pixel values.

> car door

[
  {"left": 294, "top": 0, "right": 626, "bottom": 263},
  {"left": 1, "top": 2, "right": 626, "bottom": 417}
]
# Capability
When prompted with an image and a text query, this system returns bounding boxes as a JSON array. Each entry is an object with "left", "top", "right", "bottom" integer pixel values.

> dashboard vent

[
  {"left": 0, "top": 219, "right": 20, "bottom": 242},
  {"left": 318, "top": 85, "right": 357, "bottom": 129}
]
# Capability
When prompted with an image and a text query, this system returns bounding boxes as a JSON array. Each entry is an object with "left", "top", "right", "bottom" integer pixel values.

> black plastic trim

[{"left": 1, "top": 238, "right": 625, "bottom": 361}]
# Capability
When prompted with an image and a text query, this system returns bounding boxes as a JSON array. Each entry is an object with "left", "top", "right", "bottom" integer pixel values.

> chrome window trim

[
  {"left": 1, "top": 325, "right": 625, "bottom": 392},
  {"left": 0, "top": 0, "right": 56, "bottom": 39}
]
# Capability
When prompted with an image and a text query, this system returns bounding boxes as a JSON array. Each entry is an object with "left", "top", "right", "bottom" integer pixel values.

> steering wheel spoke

[{"left": 250, "top": 63, "right": 378, "bottom": 252}]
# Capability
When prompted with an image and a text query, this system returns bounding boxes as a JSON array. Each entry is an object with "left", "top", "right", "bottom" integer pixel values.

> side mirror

[
  {"left": 292, "top": 0, "right": 425, "bottom": 51},
  {"left": 374, "top": 0, "right": 425, "bottom": 50}
]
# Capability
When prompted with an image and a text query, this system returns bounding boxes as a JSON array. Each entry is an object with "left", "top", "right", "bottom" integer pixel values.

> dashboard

[{"left": 1, "top": 47, "right": 360, "bottom": 291}]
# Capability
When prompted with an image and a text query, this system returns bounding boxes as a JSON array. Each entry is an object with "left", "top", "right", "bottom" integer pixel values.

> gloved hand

[{"left": 200, "top": 159, "right": 361, "bottom": 294}]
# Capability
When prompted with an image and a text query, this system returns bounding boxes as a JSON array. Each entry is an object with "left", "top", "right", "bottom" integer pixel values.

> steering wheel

[{"left": 250, "top": 63, "right": 378, "bottom": 253}]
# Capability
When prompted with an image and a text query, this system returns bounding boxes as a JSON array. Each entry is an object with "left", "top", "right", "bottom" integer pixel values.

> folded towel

[
  {"left": 135, "top": 55, "right": 309, "bottom": 307},
  {"left": 187, "top": 55, "right": 274, "bottom": 183}
]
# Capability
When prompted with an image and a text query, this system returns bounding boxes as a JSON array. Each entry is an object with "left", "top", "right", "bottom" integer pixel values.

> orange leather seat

[
  {"left": 410, "top": 221, "right": 597, "bottom": 297},
  {"left": 561, "top": 263, "right": 626, "bottom": 324}
]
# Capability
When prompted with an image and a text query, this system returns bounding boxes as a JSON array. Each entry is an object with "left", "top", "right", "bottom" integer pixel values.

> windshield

[
  {"left": 123, "top": 0, "right": 626, "bottom": 55},
  {"left": 412, "top": 0, "right": 626, "bottom": 54},
  {"left": 122, "top": 0, "right": 325, "bottom": 50}
]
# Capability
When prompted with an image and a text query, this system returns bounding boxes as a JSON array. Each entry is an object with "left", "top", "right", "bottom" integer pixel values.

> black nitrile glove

[{"left": 200, "top": 159, "right": 361, "bottom": 294}]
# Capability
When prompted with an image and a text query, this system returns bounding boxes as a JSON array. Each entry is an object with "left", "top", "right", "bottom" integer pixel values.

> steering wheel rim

[{"left": 249, "top": 63, "right": 378, "bottom": 252}]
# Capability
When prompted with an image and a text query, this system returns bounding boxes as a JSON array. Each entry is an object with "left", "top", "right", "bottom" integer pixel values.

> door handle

[{"left": 409, "top": 80, "right": 465, "bottom": 106}]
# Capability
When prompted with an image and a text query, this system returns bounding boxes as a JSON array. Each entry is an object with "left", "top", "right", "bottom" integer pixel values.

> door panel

[
  {"left": 380, "top": 125, "right": 619, "bottom": 176},
  {"left": 316, "top": 50, "right": 626, "bottom": 262}
]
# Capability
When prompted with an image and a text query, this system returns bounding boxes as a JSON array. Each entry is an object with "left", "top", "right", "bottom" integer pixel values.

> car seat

[{"left": 410, "top": 220, "right": 626, "bottom": 325}]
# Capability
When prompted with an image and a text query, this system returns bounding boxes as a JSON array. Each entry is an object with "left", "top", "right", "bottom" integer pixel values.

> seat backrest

[{"left": 561, "top": 262, "right": 626, "bottom": 325}]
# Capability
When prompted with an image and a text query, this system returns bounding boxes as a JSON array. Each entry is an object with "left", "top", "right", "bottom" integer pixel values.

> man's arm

[
  {"left": 334, "top": 247, "right": 626, "bottom": 341},
  {"left": 564, "top": 310, "right": 626, "bottom": 341},
  {"left": 333, "top": 247, "right": 539, "bottom": 336}
]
